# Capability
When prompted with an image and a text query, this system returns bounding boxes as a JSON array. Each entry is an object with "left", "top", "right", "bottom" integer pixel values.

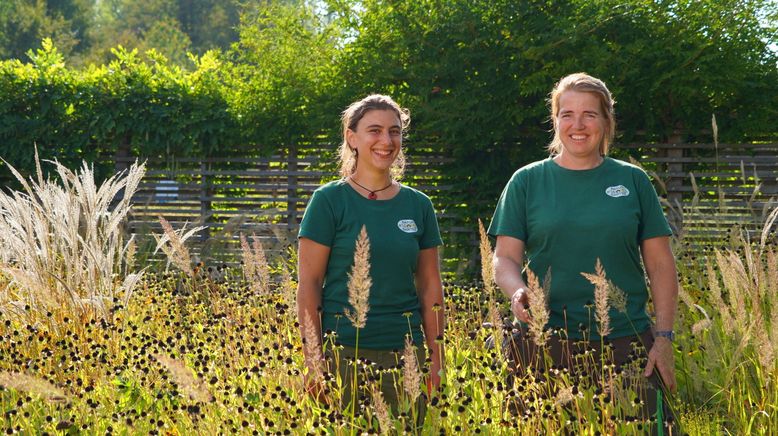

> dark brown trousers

[{"left": 504, "top": 326, "right": 678, "bottom": 434}]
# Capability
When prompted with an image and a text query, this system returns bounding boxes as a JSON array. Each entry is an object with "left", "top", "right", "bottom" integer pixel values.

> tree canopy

[{"left": 1, "top": 0, "right": 776, "bottom": 214}]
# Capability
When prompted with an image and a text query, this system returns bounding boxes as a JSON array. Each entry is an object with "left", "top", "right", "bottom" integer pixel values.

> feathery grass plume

[
  {"left": 759, "top": 206, "right": 778, "bottom": 252},
  {"left": 371, "top": 385, "right": 393, "bottom": 433},
  {"left": 345, "top": 226, "right": 371, "bottom": 329},
  {"left": 581, "top": 259, "right": 611, "bottom": 337},
  {"left": 153, "top": 216, "right": 206, "bottom": 277},
  {"left": 706, "top": 257, "right": 732, "bottom": 329},
  {"left": 752, "top": 314, "right": 774, "bottom": 372},
  {"left": 767, "top": 248, "right": 777, "bottom": 299},
  {"left": 402, "top": 337, "right": 421, "bottom": 404},
  {"left": 302, "top": 312, "right": 324, "bottom": 384},
  {"left": 0, "top": 151, "right": 145, "bottom": 319},
  {"left": 691, "top": 319, "right": 713, "bottom": 336},
  {"left": 153, "top": 354, "right": 213, "bottom": 403},
  {"left": 280, "top": 263, "right": 297, "bottom": 310},
  {"left": 716, "top": 250, "right": 749, "bottom": 333},
  {"left": 608, "top": 283, "right": 628, "bottom": 315},
  {"left": 0, "top": 371, "right": 67, "bottom": 402},
  {"left": 691, "top": 304, "right": 713, "bottom": 336},
  {"left": 678, "top": 287, "right": 694, "bottom": 309},
  {"left": 240, "top": 233, "right": 271, "bottom": 294},
  {"left": 487, "top": 297, "right": 503, "bottom": 352},
  {"left": 768, "top": 249, "right": 778, "bottom": 355},
  {"left": 478, "top": 219, "right": 495, "bottom": 296},
  {"left": 554, "top": 385, "right": 574, "bottom": 407},
  {"left": 124, "top": 237, "right": 137, "bottom": 276},
  {"left": 524, "top": 268, "right": 549, "bottom": 347}
]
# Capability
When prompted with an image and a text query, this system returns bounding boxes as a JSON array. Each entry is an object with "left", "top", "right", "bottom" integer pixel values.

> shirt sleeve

[
  {"left": 634, "top": 169, "right": 672, "bottom": 240},
  {"left": 419, "top": 195, "right": 443, "bottom": 249},
  {"left": 488, "top": 170, "right": 528, "bottom": 241},
  {"left": 298, "top": 188, "right": 336, "bottom": 247}
]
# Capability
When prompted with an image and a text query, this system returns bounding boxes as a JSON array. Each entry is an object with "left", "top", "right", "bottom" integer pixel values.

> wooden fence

[
  {"left": 119, "top": 145, "right": 471, "bottom": 267},
  {"left": 123, "top": 141, "right": 778, "bottom": 267},
  {"left": 618, "top": 142, "right": 778, "bottom": 243}
]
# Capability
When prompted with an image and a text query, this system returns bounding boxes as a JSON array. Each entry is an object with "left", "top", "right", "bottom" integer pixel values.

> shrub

[{"left": 0, "top": 151, "right": 145, "bottom": 322}]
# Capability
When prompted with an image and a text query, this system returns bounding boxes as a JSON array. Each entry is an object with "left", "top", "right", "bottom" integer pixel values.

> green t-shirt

[
  {"left": 299, "top": 180, "right": 443, "bottom": 349},
  {"left": 488, "top": 157, "right": 672, "bottom": 339}
]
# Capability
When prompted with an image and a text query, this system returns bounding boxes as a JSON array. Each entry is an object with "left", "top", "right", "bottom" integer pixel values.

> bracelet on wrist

[{"left": 654, "top": 330, "right": 675, "bottom": 341}]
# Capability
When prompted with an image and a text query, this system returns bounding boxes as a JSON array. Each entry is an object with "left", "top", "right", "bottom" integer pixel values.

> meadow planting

[{"left": 0, "top": 160, "right": 777, "bottom": 434}]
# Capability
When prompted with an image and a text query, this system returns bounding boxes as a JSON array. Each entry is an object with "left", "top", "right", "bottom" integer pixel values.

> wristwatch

[{"left": 655, "top": 330, "right": 675, "bottom": 341}]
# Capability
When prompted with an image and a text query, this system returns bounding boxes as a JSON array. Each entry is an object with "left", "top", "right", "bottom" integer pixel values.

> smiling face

[
  {"left": 346, "top": 109, "right": 403, "bottom": 176},
  {"left": 555, "top": 90, "right": 606, "bottom": 162}
]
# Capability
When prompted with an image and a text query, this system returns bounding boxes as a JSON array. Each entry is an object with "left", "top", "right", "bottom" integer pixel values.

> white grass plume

[
  {"left": 280, "top": 262, "right": 297, "bottom": 310},
  {"left": 240, "top": 233, "right": 271, "bottom": 294},
  {"left": 581, "top": 259, "right": 612, "bottom": 337},
  {"left": 302, "top": 312, "right": 324, "bottom": 384},
  {"left": 344, "top": 226, "right": 371, "bottom": 329},
  {"left": 402, "top": 337, "right": 421, "bottom": 404},
  {"left": 706, "top": 257, "right": 733, "bottom": 329},
  {"left": 525, "top": 268, "right": 549, "bottom": 347},
  {"left": 153, "top": 216, "right": 205, "bottom": 277},
  {"left": 0, "top": 371, "right": 67, "bottom": 402},
  {"left": 371, "top": 385, "right": 393, "bottom": 433},
  {"left": 478, "top": 219, "right": 495, "bottom": 296},
  {"left": 153, "top": 354, "right": 213, "bottom": 403},
  {"left": 0, "top": 152, "right": 145, "bottom": 318}
]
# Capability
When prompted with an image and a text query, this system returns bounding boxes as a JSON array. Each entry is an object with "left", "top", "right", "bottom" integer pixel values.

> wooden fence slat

[{"left": 121, "top": 142, "right": 777, "bottom": 265}]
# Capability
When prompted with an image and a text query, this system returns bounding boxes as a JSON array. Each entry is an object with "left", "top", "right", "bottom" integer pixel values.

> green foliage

[
  {"left": 230, "top": 0, "right": 344, "bottom": 147},
  {"left": 0, "top": 0, "right": 776, "bottom": 216},
  {"left": 0, "top": 218, "right": 776, "bottom": 432},
  {"left": 0, "top": 0, "right": 90, "bottom": 60},
  {"left": 0, "top": 0, "right": 242, "bottom": 67},
  {"left": 332, "top": 0, "right": 778, "bottom": 215},
  {"left": 0, "top": 40, "right": 244, "bottom": 180}
]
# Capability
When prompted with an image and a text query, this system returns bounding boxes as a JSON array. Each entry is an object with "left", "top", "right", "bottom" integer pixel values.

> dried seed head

[
  {"left": 0, "top": 371, "right": 67, "bottom": 402},
  {"left": 402, "top": 338, "right": 421, "bottom": 403},
  {"left": 345, "top": 226, "right": 371, "bottom": 329},
  {"left": 478, "top": 219, "right": 495, "bottom": 296},
  {"left": 525, "top": 268, "right": 550, "bottom": 347},
  {"left": 581, "top": 259, "right": 611, "bottom": 337},
  {"left": 153, "top": 354, "right": 213, "bottom": 403}
]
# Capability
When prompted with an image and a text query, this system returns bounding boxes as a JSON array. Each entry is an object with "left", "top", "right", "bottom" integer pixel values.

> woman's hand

[
  {"left": 494, "top": 236, "right": 531, "bottom": 322},
  {"left": 428, "top": 358, "right": 443, "bottom": 394},
  {"left": 303, "top": 371, "right": 329, "bottom": 404},
  {"left": 643, "top": 337, "right": 676, "bottom": 392},
  {"left": 416, "top": 247, "right": 445, "bottom": 396},
  {"left": 510, "top": 287, "right": 530, "bottom": 323}
]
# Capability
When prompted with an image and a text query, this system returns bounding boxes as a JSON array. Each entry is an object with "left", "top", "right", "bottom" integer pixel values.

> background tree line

[
  {"left": 0, "top": 0, "right": 241, "bottom": 66},
  {"left": 1, "top": 0, "right": 776, "bottom": 217}
]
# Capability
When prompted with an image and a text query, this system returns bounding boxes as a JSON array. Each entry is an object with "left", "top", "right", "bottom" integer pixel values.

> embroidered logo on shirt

[
  {"left": 605, "top": 185, "right": 630, "bottom": 198},
  {"left": 397, "top": 219, "right": 418, "bottom": 233}
]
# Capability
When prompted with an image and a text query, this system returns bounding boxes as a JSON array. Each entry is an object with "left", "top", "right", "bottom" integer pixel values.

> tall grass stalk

[
  {"left": 344, "top": 225, "right": 371, "bottom": 431},
  {"left": 0, "top": 153, "right": 145, "bottom": 323},
  {"left": 239, "top": 233, "right": 271, "bottom": 294},
  {"left": 524, "top": 268, "right": 549, "bottom": 347},
  {"left": 478, "top": 219, "right": 502, "bottom": 356},
  {"left": 153, "top": 216, "right": 205, "bottom": 278},
  {"left": 675, "top": 205, "right": 778, "bottom": 433}
]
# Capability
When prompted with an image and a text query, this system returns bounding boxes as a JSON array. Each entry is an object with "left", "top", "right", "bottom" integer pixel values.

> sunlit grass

[{"left": 0, "top": 159, "right": 776, "bottom": 434}]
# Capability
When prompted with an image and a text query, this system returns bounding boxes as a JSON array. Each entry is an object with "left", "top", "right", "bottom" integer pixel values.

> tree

[
  {"left": 331, "top": 0, "right": 778, "bottom": 213},
  {"left": 0, "top": 0, "right": 91, "bottom": 61},
  {"left": 229, "top": 0, "right": 343, "bottom": 148},
  {"left": 177, "top": 0, "right": 240, "bottom": 55}
]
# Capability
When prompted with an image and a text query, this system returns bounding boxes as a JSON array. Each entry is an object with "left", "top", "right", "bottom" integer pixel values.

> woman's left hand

[
  {"left": 643, "top": 338, "right": 676, "bottom": 392},
  {"left": 427, "top": 359, "right": 443, "bottom": 395}
]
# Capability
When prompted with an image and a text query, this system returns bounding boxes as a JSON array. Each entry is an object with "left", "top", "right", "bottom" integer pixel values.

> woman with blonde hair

[
  {"left": 297, "top": 95, "right": 445, "bottom": 418},
  {"left": 489, "top": 73, "right": 679, "bottom": 430}
]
